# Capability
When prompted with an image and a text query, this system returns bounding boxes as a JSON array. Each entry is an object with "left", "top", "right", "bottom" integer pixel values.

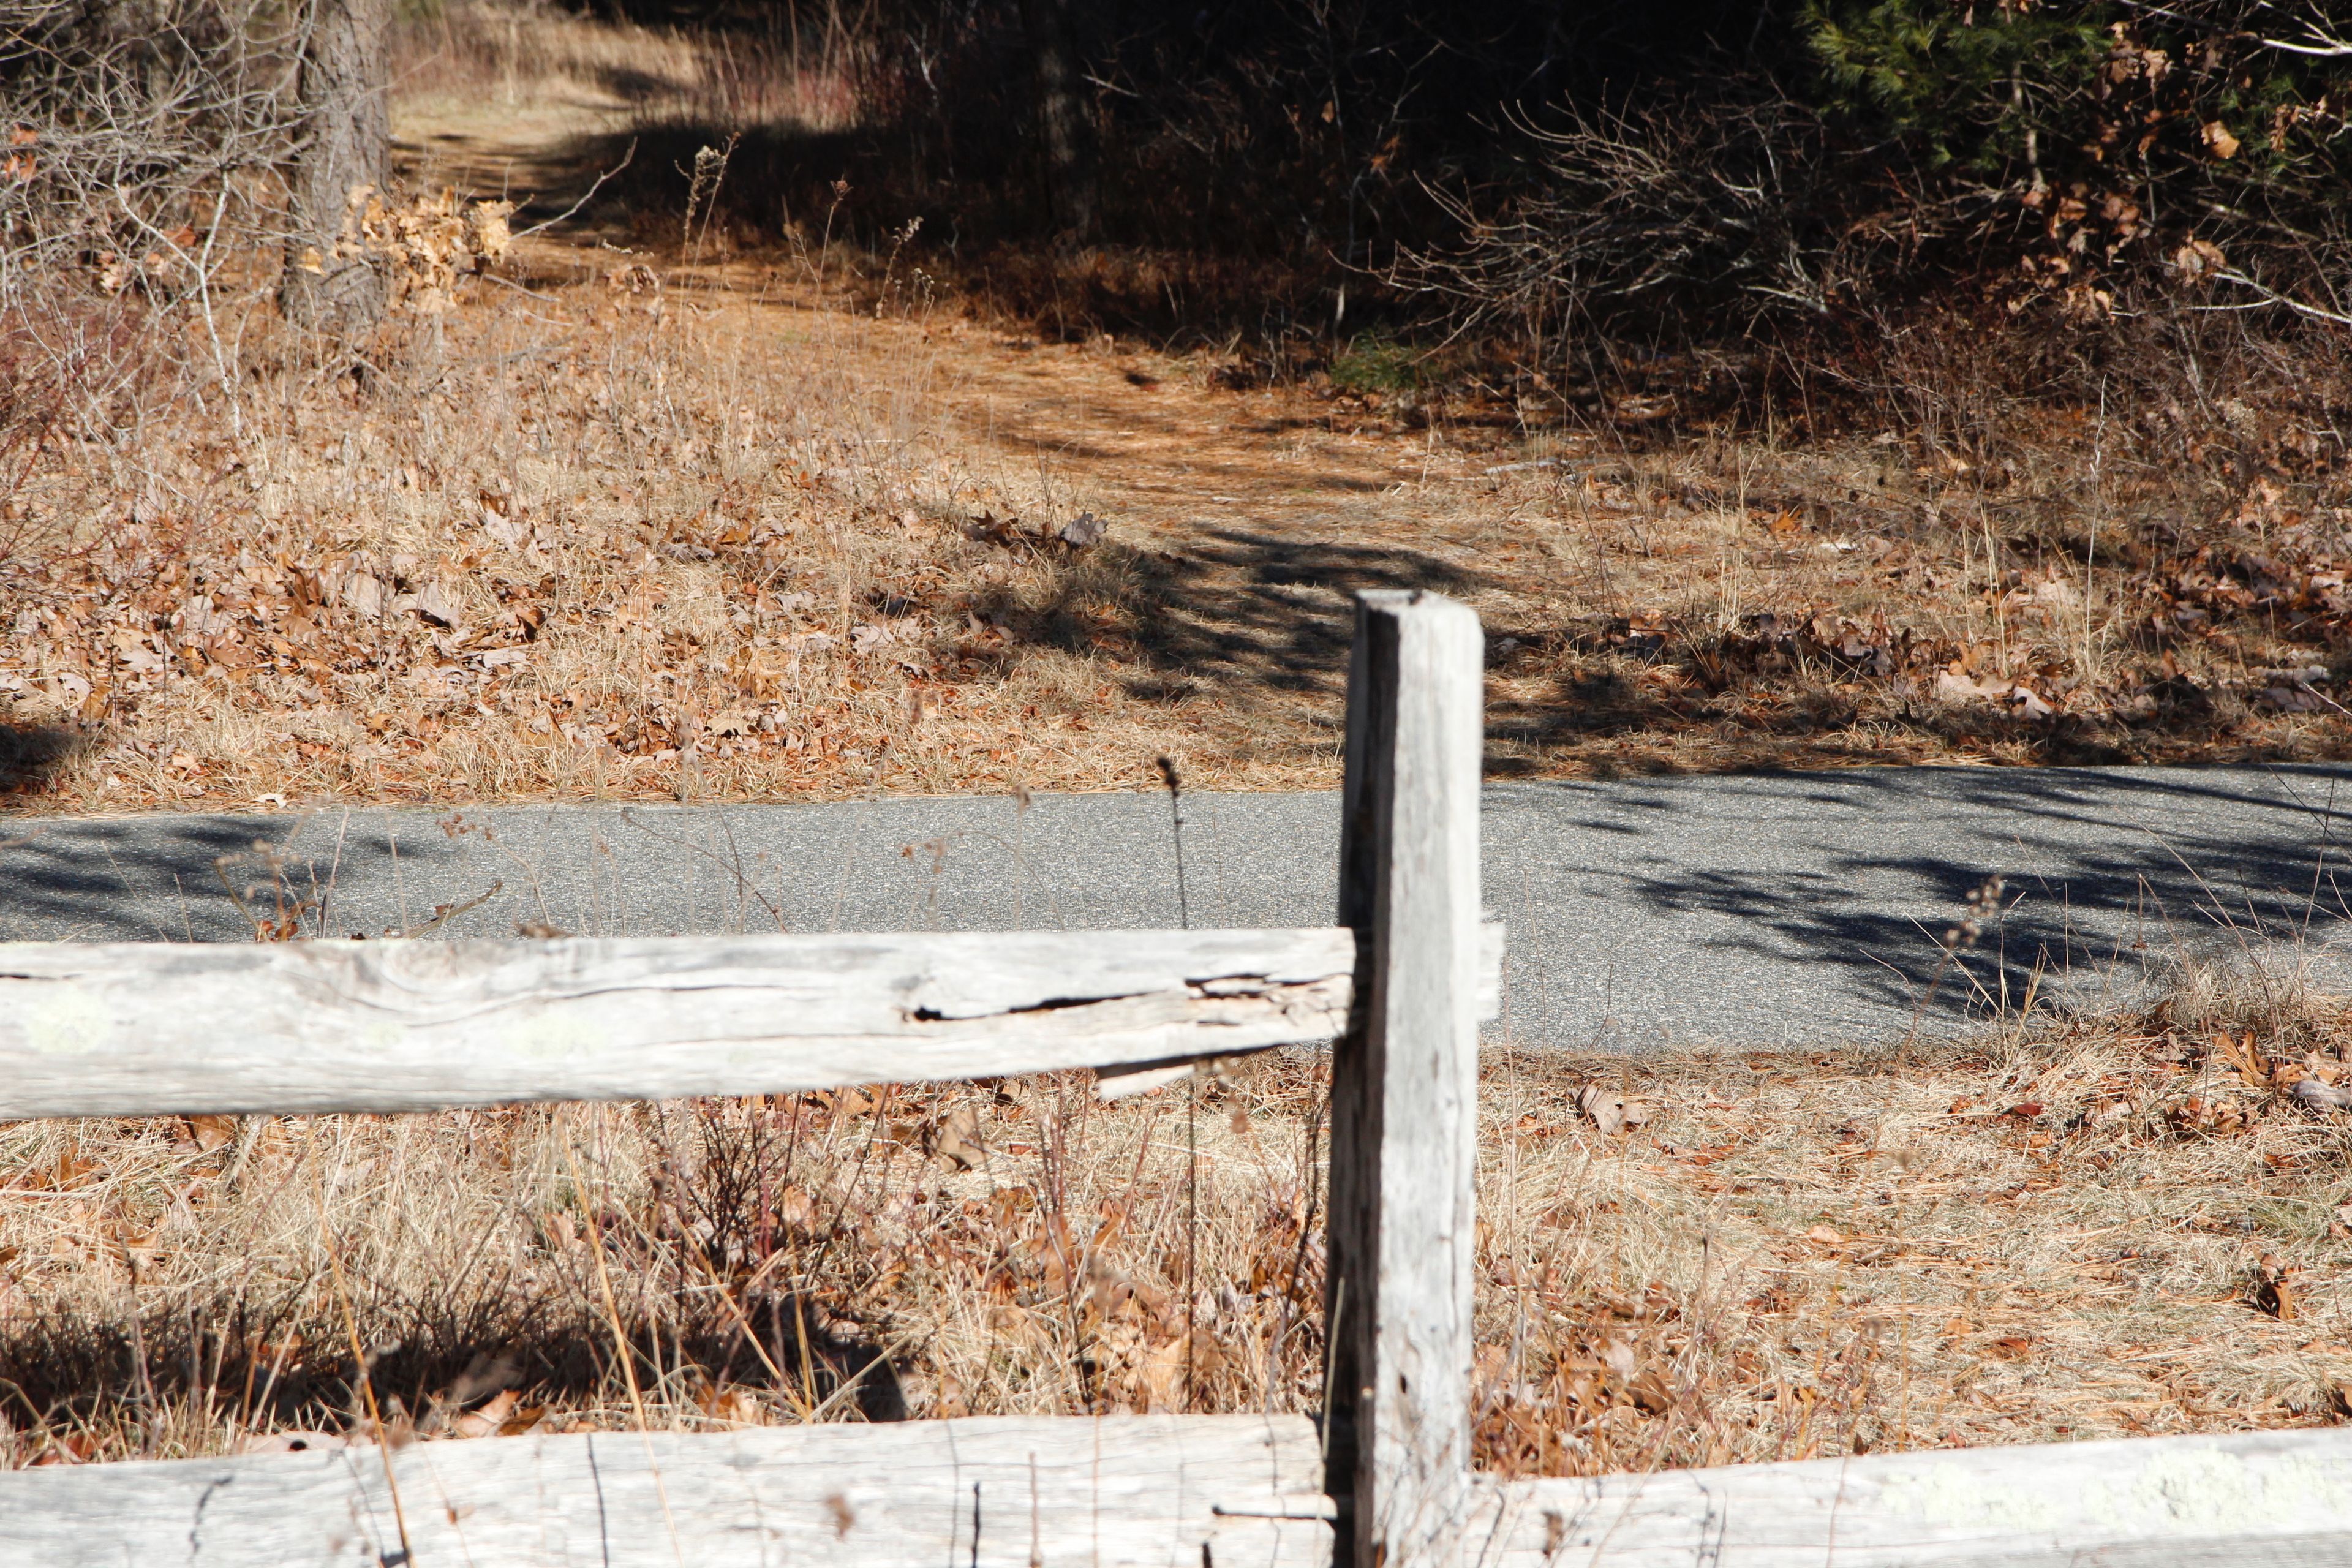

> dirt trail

[
  {"left": 371, "top": 92, "right": 1599, "bottom": 804},
  {"left": 392, "top": 92, "right": 1545, "bottom": 723},
  {"left": 0, "top": 89, "right": 2296, "bottom": 819},
  {"left": 396, "top": 94, "right": 1511, "bottom": 539}
]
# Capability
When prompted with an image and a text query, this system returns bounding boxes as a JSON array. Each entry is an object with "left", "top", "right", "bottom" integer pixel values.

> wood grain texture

[
  {"left": 0, "top": 1414, "right": 1332, "bottom": 1568},
  {"left": 1325, "top": 590, "right": 1485, "bottom": 1568},
  {"left": 1091, "top": 921, "right": 1503, "bottom": 1100},
  {"left": 0, "top": 928, "right": 1357, "bottom": 1117},
  {"left": 1465, "top": 1427, "right": 2352, "bottom": 1565}
]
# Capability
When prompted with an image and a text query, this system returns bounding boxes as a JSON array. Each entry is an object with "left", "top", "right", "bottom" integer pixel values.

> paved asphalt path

[{"left": 6, "top": 764, "right": 2351, "bottom": 1050}]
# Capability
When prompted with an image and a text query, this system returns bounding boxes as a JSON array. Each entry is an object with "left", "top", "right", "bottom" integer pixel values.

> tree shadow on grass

[
  {"left": 956, "top": 527, "right": 1488, "bottom": 741},
  {"left": 0, "top": 721, "right": 86, "bottom": 802},
  {"left": 0, "top": 1284, "right": 905, "bottom": 1446}
]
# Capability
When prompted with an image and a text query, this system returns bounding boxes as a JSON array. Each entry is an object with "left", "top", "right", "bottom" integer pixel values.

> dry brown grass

[
  {"left": 9, "top": 252, "right": 2350, "bottom": 815},
  {"left": 9, "top": 1, "right": 2350, "bottom": 816},
  {"left": 1472, "top": 998, "right": 2352, "bottom": 1471},
  {"left": 10, "top": 257, "right": 2351, "bottom": 813},
  {"left": 0, "top": 251, "right": 1351, "bottom": 813},
  {"left": 390, "top": 0, "right": 859, "bottom": 141},
  {"left": 6, "top": 974, "right": 2348, "bottom": 1471}
]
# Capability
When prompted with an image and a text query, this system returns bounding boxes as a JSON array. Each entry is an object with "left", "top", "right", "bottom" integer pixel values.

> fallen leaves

[
  {"left": 337, "top": 186, "right": 516, "bottom": 315},
  {"left": 2156, "top": 1035, "right": 2352, "bottom": 1131},
  {"left": 1936, "top": 668, "right": 2056, "bottom": 720},
  {"left": 930, "top": 1106, "right": 984, "bottom": 1170},
  {"left": 450, "top": 1389, "right": 535, "bottom": 1438},
  {"left": 1577, "top": 1085, "right": 1650, "bottom": 1136},
  {"left": 694, "top": 1384, "right": 764, "bottom": 1426},
  {"left": 2250, "top": 1254, "right": 2299, "bottom": 1321},
  {"left": 2167, "top": 1094, "right": 2252, "bottom": 1136},
  {"left": 180, "top": 1115, "right": 238, "bottom": 1153}
]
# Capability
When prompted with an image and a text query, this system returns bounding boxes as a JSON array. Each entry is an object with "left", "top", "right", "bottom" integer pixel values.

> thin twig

[{"left": 512, "top": 141, "right": 638, "bottom": 240}]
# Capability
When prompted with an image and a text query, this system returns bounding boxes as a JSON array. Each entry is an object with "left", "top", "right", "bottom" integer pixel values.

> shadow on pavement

[
  {"left": 1504, "top": 763, "right": 2352, "bottom": 1032},
  {"left": 6, "top": 764, "right": 2348, "bottom": 1049}
]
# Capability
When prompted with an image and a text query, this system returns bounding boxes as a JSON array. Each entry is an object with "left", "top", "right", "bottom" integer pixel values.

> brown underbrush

[
  {"left": 0, "top": 254, "right": 1324, "bottom": 812},
  {"left": 7, "top": 254, "right": 2352, "bottom": 812},
  {"left": 4, "top": 979, "right": 2348, "bottom": 1472},
  {"left": 5, "top": 4, "right": 2350, "bottom": 811}
]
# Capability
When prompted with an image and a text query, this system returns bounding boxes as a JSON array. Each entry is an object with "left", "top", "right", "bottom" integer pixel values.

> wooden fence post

[{"left": 1325, "top": 589, "right": 1483, "bottom": 1568}]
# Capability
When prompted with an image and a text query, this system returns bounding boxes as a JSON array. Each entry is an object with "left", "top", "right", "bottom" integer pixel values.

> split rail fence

[{"left": 2, "top": 591, "right": 2350, "bottom": 1566}]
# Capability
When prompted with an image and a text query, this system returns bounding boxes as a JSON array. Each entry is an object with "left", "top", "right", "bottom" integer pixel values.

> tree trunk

[
  {"left": 281, "top": 0, "right": 391, "bottom": 334},
  {"left": 1017, "top": 0, "right": 1096, "bottom": 240}
]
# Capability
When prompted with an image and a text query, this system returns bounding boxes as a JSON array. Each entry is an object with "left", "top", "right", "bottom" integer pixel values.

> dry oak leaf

[
  {"left": 1577, "top": 1085, "right": 1650, "bottom": 1136},
  {"left": 1804, "top": 1225, "right": 1844, "bottom": 1247},
  {"left": 696, "top": 1385, "right": 763, "bottom": 1425},
  {"left": 344, "top": 572, "right": 386, "bottom": 619},
  {"left": 1626, "top": 1363, "right": 1676, "bottom": 1415},
  {"left": 453, "top": 1388, "right": 520, "bottom": 1438},
  {"left": 412, "top": 582, "right": 464, "bottom": 630},
  {"left": 183, "top": 1114, "right": 237, "bottom": 1152},
  {"left": 496, "top": 1403, "right": 546, "bottom": 1438},
  {"left": 2211, "top": 1030, "right": 2267, "bottom": 1087},
  {"left": 931, "top": 1107, "right": 984, "bottom": 1170},
  {"left": 2251, "top": 1254, "right": 2298, "bottom": 1321}
]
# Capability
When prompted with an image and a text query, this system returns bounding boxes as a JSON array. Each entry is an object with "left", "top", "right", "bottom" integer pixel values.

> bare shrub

[
  {"left": 0, "top": 1063, "right": 1335, "bottom": 1458},
  {"left": 0, "top": 0, "right": 298, "bottom": 281},
  {"left": 1399, "top": 90, "right": 1853, "bottom": 358}
]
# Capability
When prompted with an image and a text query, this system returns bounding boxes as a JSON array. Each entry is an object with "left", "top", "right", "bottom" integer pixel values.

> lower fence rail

[
  {"left": 1468, "top": 1425, "right": 2352, "bottom": 1567},
  {"left": 6, "top": 1418, "right": 2348, "bottom": 1565},
  {"left": 0, "top": 1413, "right": 1331, "bottom": 1568}
]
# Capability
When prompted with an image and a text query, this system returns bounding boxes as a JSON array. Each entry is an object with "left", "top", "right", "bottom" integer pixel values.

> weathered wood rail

[
  {"left": 0, "top": 1415, "right": 1333, "bottom": 1567},
  {"left": 5, "top": 589, "right": 2350, "bottom": 1567},
  {"left": 0, "top": 927, "right": 1360, "bottom": 1115},
  {"left": 6, "top": 1417, "right": 2343, "bottom": 1566},
  {"left": 0, "top": 924, "right": 1503, "bottom": 1116}
]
